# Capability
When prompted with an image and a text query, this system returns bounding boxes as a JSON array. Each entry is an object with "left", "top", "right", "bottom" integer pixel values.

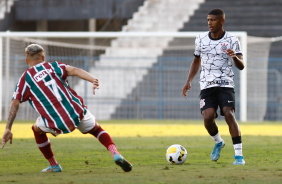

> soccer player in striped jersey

[
  {"left": 1, "top": 44, "right": 132, "bottom": 172},
  {"left": 182, "top": 9, "right": 245, "bottom": 165}
]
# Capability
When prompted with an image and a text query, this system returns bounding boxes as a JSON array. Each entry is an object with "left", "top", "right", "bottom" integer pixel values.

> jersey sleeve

[
  {"left": 12, "top": 71, "right": 31, "bottom": 102},
  {"left": 232, "top": 36, "right": 243, "bottom": 55},
  {"left": 53, "top": 61, "right": 69, "bottom": 80},
  {"left": 194, "top": 35, "right": 201, "bottom": 57}
]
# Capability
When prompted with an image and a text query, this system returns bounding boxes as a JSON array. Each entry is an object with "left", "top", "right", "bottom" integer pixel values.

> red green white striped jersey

[{"left": 13, "top": 61, "right": 87, "bottom": 134}]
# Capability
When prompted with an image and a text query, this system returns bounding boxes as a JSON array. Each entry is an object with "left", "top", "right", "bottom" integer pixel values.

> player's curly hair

[{"left": 25, "top": 44, "right": 44, "bottom": 56}]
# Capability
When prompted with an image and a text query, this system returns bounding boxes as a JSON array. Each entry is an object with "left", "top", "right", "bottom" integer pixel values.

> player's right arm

[
  {"left": 182, "top": 56, "right": 201, "bottom": 98},
  {"left": 2, "top": 99, "right": 20, "bottom": 149},
  {"left": 65, "top": 66, "right": 99, "bottom": 95}
]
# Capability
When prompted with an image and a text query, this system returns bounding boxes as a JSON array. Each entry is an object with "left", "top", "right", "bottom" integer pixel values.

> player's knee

[
  {"left": 203, "top": 115, "right": 212, "bottom": 121},
  {"left": 202, "top": 111, "right": 215, "bottom": 123},
  {"left": 202, "top": 108, "right": 216, "bottom": 120},
  {"left": 88, "top": 120, "right": 100, "bottom": 134},
  {"left": 224, "top": 111, "right": 234, "bottom": 118},
  {"left": 32, "top": 124, "right": 45, "bottom": 134},
  {"left": 223, "top": 107, "right": 235, "bottom": 118}
]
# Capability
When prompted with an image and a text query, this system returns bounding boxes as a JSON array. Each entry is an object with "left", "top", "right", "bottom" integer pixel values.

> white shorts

[{"left": 35, "top": 110, "right": 96, "bottom": 136}]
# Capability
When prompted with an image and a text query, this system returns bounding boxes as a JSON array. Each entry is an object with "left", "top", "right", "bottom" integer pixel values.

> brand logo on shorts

[
  {"left": 220, "top": 43, "right": 228, "bottom": 52},
  {"left": 200, "top": 99, "right": 205, "bottom": 108}
]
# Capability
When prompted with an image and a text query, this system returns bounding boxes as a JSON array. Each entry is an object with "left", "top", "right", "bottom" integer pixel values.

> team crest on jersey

[
  {"left": 220, "top": 43, "right": 228, "bottom": 52},
  {"left": 200, "top": 99, "right": 205, "bottom": 108}
]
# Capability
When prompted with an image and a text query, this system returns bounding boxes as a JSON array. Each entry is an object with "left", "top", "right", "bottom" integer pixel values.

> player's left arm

[
  {"left": 2, "top": 99, "right": 20, "bottom": 149},
  {"left": 226, "top": 49, "right": 244, "bottom": 70},
  {"left": 65, "top": 66, "right": 99, "bottom": 95}
]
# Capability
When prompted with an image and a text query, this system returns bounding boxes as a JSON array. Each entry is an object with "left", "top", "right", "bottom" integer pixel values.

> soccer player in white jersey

[
  {"left": 182, "top": 9, "right": 245, "bottom": 165},
  {"left": 2, "top": 44, "right": 132, "bottom": 172}
]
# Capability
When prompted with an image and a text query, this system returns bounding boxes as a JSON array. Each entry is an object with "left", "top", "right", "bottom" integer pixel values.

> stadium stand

[
  {"left": 1, "top": 0, "right": 282, "bottom": 121},
  {"left": 0, "top": 0, "right": 145, "bottom": 31},
  {"left": 0, "top": 0, "right": 15, "bottom": 31},
  {"left": 112, "top": 0, "right": 282, "bottom": 120}
]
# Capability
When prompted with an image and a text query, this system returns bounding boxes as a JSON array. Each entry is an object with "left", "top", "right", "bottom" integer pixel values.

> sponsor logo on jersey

[
  {"left": 207, "top": 80, "right": 230, "bottom": 86},
  {"left": 34, "top": 69, "right": 53, "bottom": 82}
]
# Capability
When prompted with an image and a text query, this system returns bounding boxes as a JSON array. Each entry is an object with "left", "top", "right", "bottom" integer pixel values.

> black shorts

[{"left": 199, "top": 87, "right": 235, "bottom": 116}]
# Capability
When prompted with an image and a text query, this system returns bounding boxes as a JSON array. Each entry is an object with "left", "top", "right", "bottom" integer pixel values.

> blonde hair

[{"left": 25, "top": 44, "right": 44, "bottom": 56}]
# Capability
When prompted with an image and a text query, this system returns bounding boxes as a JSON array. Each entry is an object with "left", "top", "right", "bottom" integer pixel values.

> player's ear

[
  {"left": 221, "top": 17, "right": 225, "bottom": 24},
  {"left": 42, "top": 55, "right": 45, "bottom": 61}
]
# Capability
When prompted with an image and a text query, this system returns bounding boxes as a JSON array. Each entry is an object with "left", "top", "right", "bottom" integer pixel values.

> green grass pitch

[{"left": 0, "top": 120, "right": 281, "bottom": 184}]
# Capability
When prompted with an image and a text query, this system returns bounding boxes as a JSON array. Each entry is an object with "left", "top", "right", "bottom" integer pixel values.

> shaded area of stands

[
  {"left": 181, "top": 0, "right": 282, "bottom": 37},
  {"left": 0, "top": 0, "right": 145, "bottom": 31}
]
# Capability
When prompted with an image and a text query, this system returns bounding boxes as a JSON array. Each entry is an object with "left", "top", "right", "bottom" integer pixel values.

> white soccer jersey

[{"left": 194, "top": 31, "right": 242, "bottom": 90}]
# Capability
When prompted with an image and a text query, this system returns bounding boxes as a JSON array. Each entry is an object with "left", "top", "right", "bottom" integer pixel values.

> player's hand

[
  {"left": 92, "top": 78, "right": 99, "bottom": 95},
  {"left": 2, "top": 129, "right": 13, "bottom": 149},
  {"left": 226, "top": 49, "right": 236, "bottom": 58},
  {"left": 182, "top": 82, "right": 191, "bottom": 99}
]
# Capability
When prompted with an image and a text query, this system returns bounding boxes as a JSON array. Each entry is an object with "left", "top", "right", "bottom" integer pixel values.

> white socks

[
  {"left": 212, "top": 133, "right": 243, "bottom": 156},
  {"left": 211, "top": 132, "right": 223, "bottom": 143},
  {"left": 233, "top": 143, "right": 243, "bottom": 156}
]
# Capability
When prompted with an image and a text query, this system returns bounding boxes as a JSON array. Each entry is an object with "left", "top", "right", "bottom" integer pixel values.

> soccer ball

[{"left": 166, "top": 144, "right": 187, "bottom": 165}]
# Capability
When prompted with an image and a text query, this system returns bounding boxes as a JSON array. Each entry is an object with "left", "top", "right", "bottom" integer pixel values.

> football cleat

[
  {"left": 233, "top": 155, "right": 245, "bottom": 165},
  {"left": 114, "top": 153, "right": 132, "bottom": 172},
  {"left": 42, "top": 164, "right": 62, "bottom": 172},
  {"left": 211, "top": 141, "right": 225, "bottom": 161}
]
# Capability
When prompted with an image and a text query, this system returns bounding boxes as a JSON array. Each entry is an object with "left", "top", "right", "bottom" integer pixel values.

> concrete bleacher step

[
  {"left": 111, "top": 37, "right": 171, "bottom": 48},
  {"left": 96, "top": 57, "right": 158, "bottom": 67},
  {"left": 0, "top": 0, "right": 14, "bottom": 19},
  {"left": 123, "top": 0, "right": 204, "bottom": 31},
  {"left": 202, "top": 0, "right": 282, "bottom": 5},
  {"left": 74, "top": 0, "right": 205, "bottom": 120},
  {"left": 104, "top": 48, "right": 164, "bottom": 57},
  {"left": 187, "top": 19, "right": 282, "bottom": 26}
]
